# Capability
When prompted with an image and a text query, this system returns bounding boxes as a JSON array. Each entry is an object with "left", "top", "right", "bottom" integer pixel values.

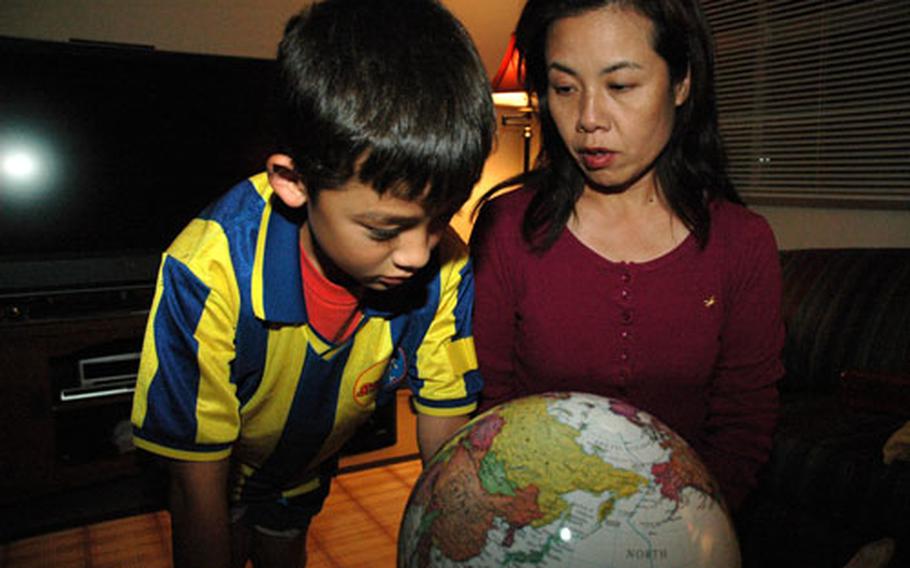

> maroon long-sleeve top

[{"left": 470, "top": 188, "right": 785, "bottom": 509}]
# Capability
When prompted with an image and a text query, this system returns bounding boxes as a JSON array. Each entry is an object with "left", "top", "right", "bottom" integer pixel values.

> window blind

[{"left": 703, "top": 0, "right": 910, "bottom": 207}]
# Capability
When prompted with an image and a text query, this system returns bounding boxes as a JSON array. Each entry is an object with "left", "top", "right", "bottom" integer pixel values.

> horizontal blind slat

[{"left": 703, "top": 0, "right": 910, "bottom": 203}]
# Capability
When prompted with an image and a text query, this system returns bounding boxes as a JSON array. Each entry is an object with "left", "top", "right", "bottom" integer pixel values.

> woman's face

[{"left": 545, "top": 4, "right": 689, "bottom": 192}]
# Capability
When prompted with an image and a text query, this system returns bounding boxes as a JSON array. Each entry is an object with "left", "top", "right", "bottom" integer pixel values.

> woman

[{"left": 471, "top": 0, "right": 784, "bottom": 511}]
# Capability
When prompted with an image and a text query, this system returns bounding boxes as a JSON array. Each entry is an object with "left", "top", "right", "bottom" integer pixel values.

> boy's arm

[
  {"left": 168, "top": 458, "right": 232, "bottom": 568},
  {"left": 416, "top": 413, "right": 469, "bottom": 464},
  {"left": 410, "top": 232, "right": 481, "bottom": 464}
]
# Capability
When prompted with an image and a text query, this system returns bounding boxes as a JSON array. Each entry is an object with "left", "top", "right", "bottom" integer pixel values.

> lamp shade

[{"left": 491, "top": 34, "right": 529, "bottom": 108}]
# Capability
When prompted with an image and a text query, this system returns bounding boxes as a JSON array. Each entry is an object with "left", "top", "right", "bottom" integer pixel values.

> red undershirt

[{"left": 300, "top": 241, "right": 362, "bottom": 344}]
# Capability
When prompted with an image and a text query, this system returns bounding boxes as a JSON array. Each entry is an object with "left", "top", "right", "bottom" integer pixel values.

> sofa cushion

[
  {"left": 739, "top": 392, "right": 910, "bottom": 567},
  {"left": 739, "top": 249, "right": 910, "bottom": 567},
  {"left": 779, "top": 249, "right": 910, "bottom": 394}
]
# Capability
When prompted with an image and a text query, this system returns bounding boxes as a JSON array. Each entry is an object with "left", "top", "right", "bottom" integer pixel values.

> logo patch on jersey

[
  {"left": 384, "top": 347, "right": 408, "bottom": 389},
  {"left": 352, "top": 358, "right": 388, "bottom": 408}
]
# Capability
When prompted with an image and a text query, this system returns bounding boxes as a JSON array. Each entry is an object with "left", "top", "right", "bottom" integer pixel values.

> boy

[{"left": 130, "top": 1, "right": 495, "bottom": 566}]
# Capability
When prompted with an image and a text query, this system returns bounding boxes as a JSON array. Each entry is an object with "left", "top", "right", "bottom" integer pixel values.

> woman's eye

[
  {"left": 609, "top": 83, "right": 632, "bottom": 92},
  {"left": 552, "top": 84, "right": 574, "bottom": 95}
]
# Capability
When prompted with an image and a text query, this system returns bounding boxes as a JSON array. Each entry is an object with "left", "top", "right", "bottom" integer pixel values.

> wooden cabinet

[
  {"left": 339, "top": 389, "right": 418, "bottom": 471},
  {"left": 0, "top": 303, "right": 412, "bottom": 541},
  {"left": 0, "top": 311, "right": 152, "bottom": 540}
]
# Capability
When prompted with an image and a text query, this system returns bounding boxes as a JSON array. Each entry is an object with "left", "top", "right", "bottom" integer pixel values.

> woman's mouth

[{"left": 579, "top": 148, "right": 616, "bottom": 170}]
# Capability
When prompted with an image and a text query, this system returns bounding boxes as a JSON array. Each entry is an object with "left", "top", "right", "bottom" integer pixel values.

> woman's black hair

[
  {"left": 479, "top": 0, "right": 741, "bottom": 250},
  {"left": 277, "top": 0, "right": 495, "bottom": 219}
]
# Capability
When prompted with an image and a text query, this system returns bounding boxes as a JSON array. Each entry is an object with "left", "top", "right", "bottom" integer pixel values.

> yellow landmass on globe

[{"left": 493, "top": 397, "right": 646, "bottom": 527}]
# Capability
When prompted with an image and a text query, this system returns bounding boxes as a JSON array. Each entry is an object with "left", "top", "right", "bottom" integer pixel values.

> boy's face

[
  {"left": 267, "top": 154, "right": 446, "bottom": 292},
  {"left": 302, "top": 178, "right": 446, "bottom": 291}
]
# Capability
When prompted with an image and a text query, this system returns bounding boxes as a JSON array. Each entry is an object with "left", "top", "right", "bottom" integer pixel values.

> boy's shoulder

[
  {"left": 198, "top": 173, "right": 273, "bottom": 227},
  {"left": 164, "top": 173, "right": 272, "bottom": 280},
  {"left": 171, "top": 173, "right": 272, "bottom": 251}
]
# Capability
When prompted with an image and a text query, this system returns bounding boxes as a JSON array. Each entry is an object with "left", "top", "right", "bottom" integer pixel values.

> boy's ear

[{"left": 267, "top": 154, "right": 308, "bottom": 208}]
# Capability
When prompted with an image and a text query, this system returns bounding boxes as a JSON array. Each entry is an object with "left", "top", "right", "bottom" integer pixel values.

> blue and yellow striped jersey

[{"left": 131, "top": 173, "right": 481, "bottom": 501}]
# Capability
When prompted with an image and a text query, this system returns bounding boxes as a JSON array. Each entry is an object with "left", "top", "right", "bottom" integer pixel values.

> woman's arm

[
  {"left": 470, "top": 200, "right": 522, "bottom": 413},
  {"left": 696, "top": 220, "right": 785, "bottom": 510}
]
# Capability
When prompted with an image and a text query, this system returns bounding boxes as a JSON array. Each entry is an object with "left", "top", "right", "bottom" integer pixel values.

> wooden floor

[{"left": 0, "top": 459, "right": 422, "bottom": 568}]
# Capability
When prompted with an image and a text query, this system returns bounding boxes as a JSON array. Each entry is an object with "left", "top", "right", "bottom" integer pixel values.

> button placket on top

[{"left": 618, "top": 265, "right": 634, "bottom": 386}]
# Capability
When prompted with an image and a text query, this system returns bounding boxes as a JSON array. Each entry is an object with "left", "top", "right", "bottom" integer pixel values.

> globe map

[{"left": 398, "top": 392, "right": 740, "bottom": 567}]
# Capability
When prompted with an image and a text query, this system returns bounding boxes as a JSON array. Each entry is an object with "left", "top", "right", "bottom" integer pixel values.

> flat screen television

[{"left": 0, "top": 36, "right": 279, "bottom": 317}]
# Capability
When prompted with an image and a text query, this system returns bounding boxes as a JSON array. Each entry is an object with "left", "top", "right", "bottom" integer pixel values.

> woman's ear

[
  {"left": 674, "top": 66, "right": 692, "bottom": 107},
  {"left": 266, "top": 154, "right": 308, "bottom": 208}
]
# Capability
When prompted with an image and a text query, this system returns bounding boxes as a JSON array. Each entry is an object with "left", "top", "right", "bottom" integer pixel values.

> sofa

[{"left": 737, "top": 248, "right": 910, "bottom": 568}]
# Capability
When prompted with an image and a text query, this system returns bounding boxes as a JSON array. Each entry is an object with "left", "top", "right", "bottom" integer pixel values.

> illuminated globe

[{"left": 398, "top": 392, "right": 740, "bottom": 567}]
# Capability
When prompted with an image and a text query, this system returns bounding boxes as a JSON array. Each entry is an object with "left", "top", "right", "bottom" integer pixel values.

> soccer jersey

[{"left": 131, "top": 173, "right": 481, "bottom": 502}]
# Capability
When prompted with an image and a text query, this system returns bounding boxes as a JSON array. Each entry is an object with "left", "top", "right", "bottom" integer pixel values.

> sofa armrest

[{"left": 839, "top": 370, "right": 910, "bottom": 416}]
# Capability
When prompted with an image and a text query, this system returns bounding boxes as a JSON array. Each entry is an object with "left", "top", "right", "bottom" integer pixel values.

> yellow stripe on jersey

[
  {"left": 133, "top": 436, "right": 232, "bottom": 462},
  {"left": 282, "top": 477, "right": 322, "bottom": 499},
  {"left": 412, "top": 398, "right": 478, "bottom": 416},
  {"left": 414, "top": 248, "right": 472, "bottom": 411},
  {"left": 131, "top": 261, "right": 166, "bottom": 429},
  {"left": 237, "top": 325, "right": 309, "bottom": 465},
  {"left": 447, "top": 336, "right": 478, "bottom": 377},
  {"left": 250, "top": 174, "right": 274, "bottom": 320}
]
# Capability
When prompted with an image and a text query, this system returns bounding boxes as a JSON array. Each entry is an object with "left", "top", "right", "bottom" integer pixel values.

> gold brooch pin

[{"left": 703, "top": 295, "right": 716, "bottom": 308}]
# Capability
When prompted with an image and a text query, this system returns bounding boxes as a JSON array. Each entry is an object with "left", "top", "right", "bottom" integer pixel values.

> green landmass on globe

[{"left": 399, "top": 392, "right": 740, "bottom": 567}]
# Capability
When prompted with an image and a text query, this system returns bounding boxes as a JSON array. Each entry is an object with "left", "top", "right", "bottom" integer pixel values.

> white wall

[
  {"left": 2, "top": 0, "right": 907, "bottom": 249},
  {"left": 0, "top": 0, "right": 524, "bottom": 74},
  {"left": 0, "top": 1, "right": 301, "bottom": 59},
  {"left": 754, "top": 205, "right": 910, "bottom": 251}
]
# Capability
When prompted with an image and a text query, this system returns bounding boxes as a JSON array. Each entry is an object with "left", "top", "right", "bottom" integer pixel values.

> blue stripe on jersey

[
  {"left": 453, "top": 257, "right": 475, "bottom": 340},
  {"left": 401, "top": 256, "right": 442, "bottom": 397},
  {"left": 242, "top": 343, "right": 352, "bottom": 497},
  {"left": 262, "top": 201, "right": 306, "bottom": 323},
  {"left": 230, "top": 313, "right": 269, "bottom": 407},
  {"left": 141, "top": 256, "right": 228, "bottom": 452},
  {"left": 461, "top": 368, "right": 483, "bottom": 405},
  {"left": 197, "top": 179, "right": 263, "bottom": 308}
]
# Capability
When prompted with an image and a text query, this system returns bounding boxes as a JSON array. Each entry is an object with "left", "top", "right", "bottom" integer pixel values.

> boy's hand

[{"left": 416, "top": 414, "right": 469, "bottom": 464}]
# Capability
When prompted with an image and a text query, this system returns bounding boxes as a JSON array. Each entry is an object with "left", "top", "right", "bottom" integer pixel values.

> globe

[{"left": 398, "top": 392, "right": 741, "bottom": 567}]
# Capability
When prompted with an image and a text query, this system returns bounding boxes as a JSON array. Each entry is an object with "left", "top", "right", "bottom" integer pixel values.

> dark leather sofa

[{"left": 738, "top": 248, "right": 910, "bottom": 568}]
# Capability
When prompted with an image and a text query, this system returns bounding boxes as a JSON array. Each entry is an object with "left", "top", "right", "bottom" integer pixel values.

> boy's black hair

[{"left": 277, "top": 0, "right": 496, "bottom": 219}]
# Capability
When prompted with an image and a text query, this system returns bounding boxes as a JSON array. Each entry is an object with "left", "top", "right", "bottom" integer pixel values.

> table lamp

[{"left": 491, "top": 34, "right": 534, "bottom": 173}]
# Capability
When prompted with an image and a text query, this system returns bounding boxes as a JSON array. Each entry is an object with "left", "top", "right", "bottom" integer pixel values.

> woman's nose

[{"left": 576, "top": 92, "right": 610, "bottom": 133}]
